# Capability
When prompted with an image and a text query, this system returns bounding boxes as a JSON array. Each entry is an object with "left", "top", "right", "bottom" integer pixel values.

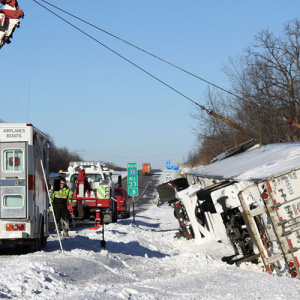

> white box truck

[{"left": 0, "top": 123, "right": 50, "bottom": 252}]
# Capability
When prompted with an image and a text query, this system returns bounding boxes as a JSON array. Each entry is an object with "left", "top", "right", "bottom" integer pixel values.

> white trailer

[
  {"left": 0, "top": 123, "right": 50, "bottom": 252},
  {"left": 157, "top": 143, "right": 300, "bottom": 278}
]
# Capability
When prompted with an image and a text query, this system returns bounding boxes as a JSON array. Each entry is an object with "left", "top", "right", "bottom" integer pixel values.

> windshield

[{"left": 70, "top": 173, "right": 103, "bottom": 182}]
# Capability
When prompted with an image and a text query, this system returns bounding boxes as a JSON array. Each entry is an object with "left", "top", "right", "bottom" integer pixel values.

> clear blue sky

[{"left": 1, "top": 0, "right": 299, "bottom": 169}]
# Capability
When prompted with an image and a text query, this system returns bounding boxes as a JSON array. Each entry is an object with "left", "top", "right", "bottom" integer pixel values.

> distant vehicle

[
  {"left": 142, "top": 163, "right": 151, "bottom": 175},
  {"left": 114, "top": 187, "right": 130, "bottom": 219}
]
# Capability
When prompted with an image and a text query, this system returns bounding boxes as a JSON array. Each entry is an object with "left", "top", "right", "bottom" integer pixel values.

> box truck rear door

[{"left": 0, "top": 142, "right": 27, "bottom": 218}]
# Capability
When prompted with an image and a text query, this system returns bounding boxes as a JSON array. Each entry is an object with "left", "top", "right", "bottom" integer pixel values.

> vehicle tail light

[
  {"left": 288, "top": 261, "right": 298, "bottom": 277},
  {"left": 6, "top": 224, "right": 25, "bottom": 231},
  {"left": 291, "top": 271, "right": 298, "bottom": 277},
  {"left": 18, "top": 224, "right": 25, "bottom": 231},
  {"left": 6, "top": 224, "right": 13, "bottom": 231}
]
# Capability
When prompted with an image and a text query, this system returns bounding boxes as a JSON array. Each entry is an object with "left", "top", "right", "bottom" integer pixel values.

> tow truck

[
  {"left": 0, "top": 0, "right": 24, "bottom": 49},
  {"left": 65, "top": 161, "right": 117, "bottom": 225}
]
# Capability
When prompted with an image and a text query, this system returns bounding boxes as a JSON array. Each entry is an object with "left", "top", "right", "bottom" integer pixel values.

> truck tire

[
  {"left": 36, "top": 229, "right": 42, "bottom": 251},
  {"left": 41, "top": 218, "right": 47, "bottom": 248},
  {"left": 112, "top": 199, "right": 117, "bottom": 222},
  {"left": 36, "top": 217, "right": 46, "bottom": 251},
  {"left": 112, "top": 208, "right": 118, "bottom": 223},
  {"left": 36, "top": 236, "right": 42, "bottom": 251},
  {"left": 125, "top": 208, "right": 130, "bottom": 219}
]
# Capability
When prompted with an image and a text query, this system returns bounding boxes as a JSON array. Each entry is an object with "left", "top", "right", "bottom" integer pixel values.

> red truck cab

[
  {"left": 142, "top": 163, "right": 151, "bottom": 175},
  {"left": 114, "top": 187, "right": 130, "bottom": 218}
]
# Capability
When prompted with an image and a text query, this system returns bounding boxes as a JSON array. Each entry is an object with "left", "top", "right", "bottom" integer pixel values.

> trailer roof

[{"left": 188, "top": 143, "right": 300, "bottom": 181}]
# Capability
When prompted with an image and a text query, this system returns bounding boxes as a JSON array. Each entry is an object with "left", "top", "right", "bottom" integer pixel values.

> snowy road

[
  {"left": 118, "top": 170, "right": 160, "bottom": 215},
  {"left": 1, "top": 173, "right": 300, "bottom": 299}
]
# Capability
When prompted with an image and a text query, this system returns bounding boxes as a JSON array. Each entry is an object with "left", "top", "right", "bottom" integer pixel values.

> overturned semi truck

[{"left": 156, "top": 142, "right": 300, "bottom": 279}]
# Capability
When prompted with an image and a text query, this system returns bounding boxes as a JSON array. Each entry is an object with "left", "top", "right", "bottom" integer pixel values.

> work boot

[{"left": 63, "top": 230, "right": 69, "bottom": 239}]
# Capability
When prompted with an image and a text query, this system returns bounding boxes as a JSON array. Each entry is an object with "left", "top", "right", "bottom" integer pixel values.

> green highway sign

[{"left": 127, "top": 163, "right": 139, "bottom": 197}]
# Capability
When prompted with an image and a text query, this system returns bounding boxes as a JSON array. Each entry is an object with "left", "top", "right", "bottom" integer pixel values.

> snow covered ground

[{"left": 1, "top": 172, "right": 300, "bottom": 299}]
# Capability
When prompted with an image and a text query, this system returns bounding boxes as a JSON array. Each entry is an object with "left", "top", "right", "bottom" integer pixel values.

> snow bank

[
  {"left": 189, "top": 143, "right": 300, "bottom": 181},
  {"left": 1, "top": 172, "right": 300, "bottom": 299}
]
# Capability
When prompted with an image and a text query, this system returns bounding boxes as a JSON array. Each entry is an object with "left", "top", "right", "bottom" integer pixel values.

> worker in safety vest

[
  {"left": 50, "top": 177, "right": 73, "bottom": 238},
  {"left": 0, "top": 0, "right": 24, "bottom": 49}
]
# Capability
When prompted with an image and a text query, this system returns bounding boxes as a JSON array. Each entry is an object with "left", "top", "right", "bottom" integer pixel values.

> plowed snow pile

[{"left": 0, "top": 174, "right": 300, "bottom": 299}]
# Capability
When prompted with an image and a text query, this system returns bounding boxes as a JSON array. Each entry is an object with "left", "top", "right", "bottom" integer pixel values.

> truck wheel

[
  {"left": 41, "top": 219, "right": 47, "bottom": 248},
  {"left": 42, "top": 236, "right": 48, "bottom": 248},
  {"left": 125, "top": 208, "right": 130, "bottom": 219},
  {"left": 112, "top": 209, "right": 118, "bottom": 223},
  {"left": 111, "top": 201, "right": 118, "bottom": 223},
  {"left": 36, "top": 218, "right": 45, "bottom": 251},
  {"left": 36, "top": 232, "right": 42, "bottom": 251}
]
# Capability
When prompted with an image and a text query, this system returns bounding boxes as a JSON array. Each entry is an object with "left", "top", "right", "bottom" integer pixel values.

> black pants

[{"left": 53, "top": 200, "right": 70, "bottom": 235}]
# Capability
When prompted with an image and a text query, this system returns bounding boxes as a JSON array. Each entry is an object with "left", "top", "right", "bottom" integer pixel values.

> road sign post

[{"left": 127, "top": 163, "right": 139, "bottom": 223}]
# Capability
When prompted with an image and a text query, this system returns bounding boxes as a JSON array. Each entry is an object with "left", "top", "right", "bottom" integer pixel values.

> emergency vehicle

[
  {"left": 65, "top": 161, "right": 117, "bottom": 225},
  {"left": 0, "top": 123, "right": 50, "bottom": 252}
]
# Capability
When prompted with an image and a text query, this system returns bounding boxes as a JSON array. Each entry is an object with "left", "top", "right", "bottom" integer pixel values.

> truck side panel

[{"left": 0, "top": 142, "right": 27, "bottom": 219}]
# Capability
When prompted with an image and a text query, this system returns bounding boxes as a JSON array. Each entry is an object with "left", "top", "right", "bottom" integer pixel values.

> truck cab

[{"left": 142, "top": 163, "right": 151, "bottom": 175}]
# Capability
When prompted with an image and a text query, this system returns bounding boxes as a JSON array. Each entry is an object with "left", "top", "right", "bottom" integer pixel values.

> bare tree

[
  {"left": 48, "top": 137, "right": 82, "bottom": 173},
  {"left": 190, "top": 87, "right": 250, "bottom": 165},
  {"left": 226, "top": 18, "right": 300, "bottom": 143},
  {"left": 187, "top": 19, "right": 300, "bottom": 166}
]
